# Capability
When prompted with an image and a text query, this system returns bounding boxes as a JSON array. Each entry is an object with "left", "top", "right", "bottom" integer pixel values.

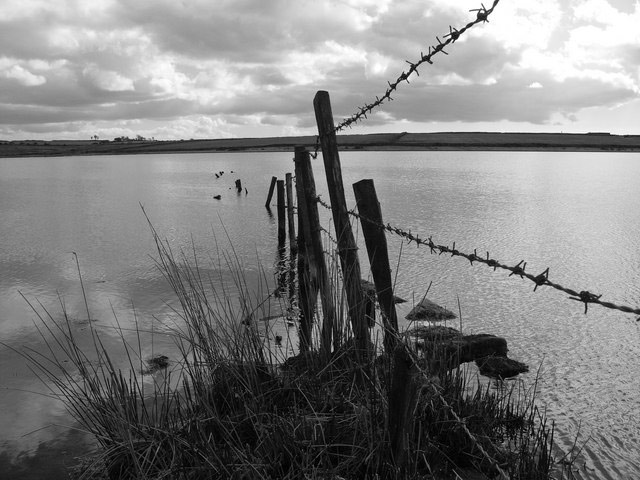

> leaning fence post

[
  {"left": 285, "top": 172, "right": 297, "bottom": 255},
  {"left": 294, "top": 146, "right": 335, "bottom": 358},
  {"left": 353, "top": 179, "right": 399, "bottom": 353},
  {"left": 313, "top": 90, "right": 368, "bottom": 356},
  {"left": 265, "top": 175, "right": 277, "bottom": 208},
  {"left": 277, "top": 179, "right": 286, "bottom": 248}
]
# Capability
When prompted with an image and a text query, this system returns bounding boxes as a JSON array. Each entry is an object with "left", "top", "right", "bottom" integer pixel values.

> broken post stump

[{"left": 265, "top": 175, "right": 277, "bottom": 208}]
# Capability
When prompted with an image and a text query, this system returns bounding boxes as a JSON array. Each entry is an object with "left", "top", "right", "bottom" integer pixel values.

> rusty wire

[
  {"left": 312, "top": 1, "right": 500, "bottom": 157},
  {"left": 314, "top": 195, "right": 640, "bottom": 317}
]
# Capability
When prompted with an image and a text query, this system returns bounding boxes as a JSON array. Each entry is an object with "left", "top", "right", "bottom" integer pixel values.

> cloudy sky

[{"left": 1, "top": 0, "right": 638, "bottom": 140}]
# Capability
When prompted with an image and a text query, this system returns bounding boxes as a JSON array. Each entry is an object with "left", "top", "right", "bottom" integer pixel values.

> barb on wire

[
  {"left": 319, "top": 225, "right": 339, "bottom": 247},
  {"left": 316, "top": 195, "right": 332, "bottom": 211},
  {"left": 311, "top": 1, "right": 500, "bottom": 158},
  {"left": 313, "top": 197, "right": 640, "bottom": 317}
]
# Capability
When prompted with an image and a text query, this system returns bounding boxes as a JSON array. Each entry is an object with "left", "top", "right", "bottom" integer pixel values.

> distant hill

[{"left": 1, "top": 132, "right": 639, "bottom": 157}]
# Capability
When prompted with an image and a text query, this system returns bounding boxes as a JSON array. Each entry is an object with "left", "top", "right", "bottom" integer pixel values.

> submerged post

[
  {"left": 353, "top": 179, "right": 399, "bottom": 353},
  {"left": 265, "top": 176, "right": 277, "bottom": 208},
  {"left": 277, "top": 179, "right": 286, "bottom": 248},
  {"left": 313, "top": 90, "right": 368, "bottom": 355},
  {"left": 285, "top": 172, "right": 297, "bottom": 254}
]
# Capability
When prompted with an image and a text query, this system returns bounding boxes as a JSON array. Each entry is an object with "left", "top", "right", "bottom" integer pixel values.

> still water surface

[{"left": 1, "top": 151, "right": 639, "bottom": 478}]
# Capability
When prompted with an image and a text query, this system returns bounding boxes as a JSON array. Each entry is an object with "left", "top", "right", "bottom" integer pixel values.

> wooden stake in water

[
  {"left": 285, "top": 172, "right": 297, "bottom": 254},
  {"left": 265, "top": 176, "right": 277, "bottom": 208},
  {"left": 277, "top": 179, "right": 286, "bottom": 249}
]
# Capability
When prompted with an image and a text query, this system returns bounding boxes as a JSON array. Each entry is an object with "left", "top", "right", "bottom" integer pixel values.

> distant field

[{"left": 2, "top": 132, "right": 639, "bottom": 157}]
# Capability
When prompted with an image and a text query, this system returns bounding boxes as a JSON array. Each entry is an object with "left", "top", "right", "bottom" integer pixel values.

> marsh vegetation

[{"left": 17, "top": 222, "right": 565, "bottom": 480}]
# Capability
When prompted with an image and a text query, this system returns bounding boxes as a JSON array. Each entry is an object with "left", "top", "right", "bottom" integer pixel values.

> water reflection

[{"left": 0, "top": 427, "right": 94, "bottom": 480}]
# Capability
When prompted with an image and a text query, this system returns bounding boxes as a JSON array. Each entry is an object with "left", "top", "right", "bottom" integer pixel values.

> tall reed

[{"left": 19, "top": 223, "right": 562, "bottom": 479}]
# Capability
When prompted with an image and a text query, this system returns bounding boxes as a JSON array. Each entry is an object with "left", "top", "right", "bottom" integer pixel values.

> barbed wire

[
  {"left": 305, "top": 1, "right": 639, "bottom": 318},
  {"left": 312, "top": 0, "right": 500, "bottom": 158},
  {"left": 314, "top": 195, "right": 640, "bottom": 317},
  {"left": 319, "top": 225, "right": 339, "bottom": 247}
]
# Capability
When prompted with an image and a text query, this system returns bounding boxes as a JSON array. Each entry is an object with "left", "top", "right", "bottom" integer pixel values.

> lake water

[{"left": 1, "top": 151, "right": 639, "bottom": 479}]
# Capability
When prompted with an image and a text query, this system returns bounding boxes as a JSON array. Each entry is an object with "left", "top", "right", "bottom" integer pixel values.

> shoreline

[{"left": 2, "top": 131, "right": 640, "bottom": 157}]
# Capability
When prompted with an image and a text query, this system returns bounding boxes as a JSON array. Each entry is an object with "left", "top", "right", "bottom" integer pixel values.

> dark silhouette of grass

[{"left": 14, "top": 221, "right": 571, "bottom": 479}]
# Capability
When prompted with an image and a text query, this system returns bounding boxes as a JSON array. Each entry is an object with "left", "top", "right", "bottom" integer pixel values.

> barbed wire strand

[
  {"left": 311, "top": 0, "right": 500, "bottom": 158},
  {"left": 314, "top": 195, "right": 640, "bottom": 317}
]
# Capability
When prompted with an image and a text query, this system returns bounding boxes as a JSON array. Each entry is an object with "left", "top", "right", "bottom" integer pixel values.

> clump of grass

[{"left": 20, "top": 223, "right": 562, "bottom": 479}]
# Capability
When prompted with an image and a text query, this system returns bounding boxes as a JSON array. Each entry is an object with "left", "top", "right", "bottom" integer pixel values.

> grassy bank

[
  {"left": 20, "top": 226, "right": 567, "bottom": 480},
  {"left": 2, "top": 131, "right": 640, "bottom": 157}
]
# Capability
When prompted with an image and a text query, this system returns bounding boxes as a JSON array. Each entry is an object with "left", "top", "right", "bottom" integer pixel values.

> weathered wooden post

[
  {"left": 352, "top": 180, "right": 412, "bottom": 469},
  {"left": 388, "top": 345, "right": 417, "bottom": 471},
  {"left": 235, "top": 178, "right": 242, "bottom": 193},
  {"left": 294, "top": 154, "right": 316, "bottom": 352},
  {"left": 285, "top": 172, "right": 297, "bottom": 254},
  {"left": 353, "top": 179, "right": 399, "bottom": 353},
  {"left": 294, "top": 146, "right": 336, "bottom": 358},
  {"left": 265, "top": 176, "right": 277, "bottom": 208},
  {"left": 313, "top": 90, "right": 368, "bottom": 355},
  {"left": 277, "top": 179, "right": 286, "bottom": 248}
]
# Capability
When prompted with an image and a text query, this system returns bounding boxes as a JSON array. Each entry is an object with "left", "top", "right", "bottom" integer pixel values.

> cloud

[
  {"left": 1, "top": 64, "right": 46, "bottom": 86},
  {"left": 82, "top": 65, "right": 135, "bottom": 92},
  {"left": 0, "top": 0, "right": 638, "bottom": 139},
  {"left": 364, "top": 61, "right": 637, "bottom": 128}
]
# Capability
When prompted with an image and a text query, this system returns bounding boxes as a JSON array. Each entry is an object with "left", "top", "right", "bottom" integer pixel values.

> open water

[{"left": 1, "top": 151, "right": 639, "bottom": 478}]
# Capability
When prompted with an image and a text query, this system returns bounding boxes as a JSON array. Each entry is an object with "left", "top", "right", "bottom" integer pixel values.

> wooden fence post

[
  {"left": 294, "top": 147, "right": 336, "bottom": 358},
  {"left": 285, "top": 172, "right": 297, "bottom": 254},
  {"left": 353, "top": 179, "right": 399, "bottom": 353},
  {"left": 277, "top": 179, "right": 286, "bottom": 248},
  {"left": 265, "top": 176, "right": 277, "bottom": 208},
  {"left": 313, "top": 90, "right": 368, "bottom": 356},
  {"left": 294, "top": 162, "right": 315, "bottom": 351},
  {"left": 388, "top": 345, "right": 417, "bottom": 471}
]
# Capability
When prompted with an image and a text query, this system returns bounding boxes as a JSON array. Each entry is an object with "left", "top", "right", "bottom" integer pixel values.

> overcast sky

[{"left": 1, "top": 0, "right": 638, "bottom": 140}]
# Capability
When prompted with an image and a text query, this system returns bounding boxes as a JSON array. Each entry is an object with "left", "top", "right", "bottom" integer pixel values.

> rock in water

[
  {"left": 406, "top": 298, "right": 456, "bottom": 321},
  {"left": 406, "top": 325, "right": 461, "bottom": 342},
  {"left": 476, "top": 356, "right": 529, "bottom": 379},
  {"left": 143, "top": 355, "right": 170, "bottom": 374}
]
